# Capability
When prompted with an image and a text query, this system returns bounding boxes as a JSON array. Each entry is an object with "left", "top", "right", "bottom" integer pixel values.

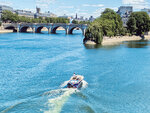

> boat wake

[{"left": 43, "top": 80, "right": 88, "bottom": 113}]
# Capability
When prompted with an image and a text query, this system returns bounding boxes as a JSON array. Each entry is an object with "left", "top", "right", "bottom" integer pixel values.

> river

[{"left": 1, "top": 30, "right": 150, "bottom": 113}]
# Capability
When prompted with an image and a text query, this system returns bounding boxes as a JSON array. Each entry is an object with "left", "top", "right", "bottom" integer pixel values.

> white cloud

[
  {"left": 93, "top": 8, "right": 105, "bottom": 17},
  {"left": 36, "top": 0, "right": 56, "bottom": 8},
  {"left": 123, "top": 0, "right": 145, "bottom": 4},
  {"left": 83, "top": 4, "right": 104, "bottom": 7},
  {"left": 92, "top": 7, "right": 118, "bottom": 17},
  {"left": 122, "top": 0, "right": 149, "bottom": 9},
  {"left": 0, "top": 1, "right": 12, "bottom": 6}
]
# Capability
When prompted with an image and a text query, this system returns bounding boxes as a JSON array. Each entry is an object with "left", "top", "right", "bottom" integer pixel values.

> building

[
  {"left": 117, "top": 6, "right": 133, "bottom": 17},
  {"left": 117, "top": 6, "right": 133, "bottom": 27},
  {"left": 141, "top": 8, "right": 150, "bottom": 16},
  {"left": 34, "top": 7, "right": 57, "bottom": 18},
  {"left": 36, "top": 7, "right": 41, "bottom": 14},
  {"left": 15, "top": 10, "right": 35, "bottom": 18},
  {"left": 89, "top": 16, "right": 95, "bottom": 22},
  {"left": 59, "top": 14, "right": 69, "bottom": 18},
  {"left": 75, "top": 13, "right": 78, "bottom": 19},
  {"left": 34, "top": 12, "right": 57, "bottom": 18},
  {"left": 0, "top": 5, "right": 13, "bottom": 19},
  {"left": 80, "top": 16, "right": 84, "bottom": 21}
]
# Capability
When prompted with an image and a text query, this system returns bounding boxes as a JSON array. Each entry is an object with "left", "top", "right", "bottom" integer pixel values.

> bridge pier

[
  {"left": 32, "top": 27, "right": 35, "bottom": 33},
  {"left": 48, "top": 28, "right": 51, "bottom": 34},
  {"left": 82, "top": 29, "right": 86, "bottom": 35},
  {"left": 16, "top": 27, "right": 19, "bottom": 32},
  {"left": 66, "top": 28, "right": 69, "bottom": 34}
]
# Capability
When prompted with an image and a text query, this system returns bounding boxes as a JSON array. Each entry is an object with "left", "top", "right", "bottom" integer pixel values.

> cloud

[
  {"left": 83, "top": 4, "right": 104, "bottom": 7},
  {"left": 122, "top": 0, "right": 149, "bottom": 9},
  {"left": 0, "top": 1, "right": 12, "bottom": 6},
  {"left": 93, "top": 8, "right": 105, "bottom": 17},
  {"left": 123, "top": 0, "right": 145, "bottom": 4},
  {"left": 36, "top": 0, "right": 56, "bottom": 8}
]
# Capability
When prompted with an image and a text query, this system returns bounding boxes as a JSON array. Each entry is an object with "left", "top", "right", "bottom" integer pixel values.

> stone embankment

[
  {"left": 84, "top": 32, "right": 150, "bottom": 46},
  {"left": 0, "top": 26, "right": 13, "bottom": 33},
  {"left": 102, "top": 33, "right": 150, "bottom": 46}
]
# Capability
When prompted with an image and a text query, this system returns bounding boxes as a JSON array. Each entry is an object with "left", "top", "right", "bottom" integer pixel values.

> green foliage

[
  {"left": 127, "top": 17, "right": 137, "bottom": 35},
  {"left": 98, "top": 8, "right": 124, "bottom": 36},
  {"left": 1, "top": 10, "right": 70, "bottom": 24},
  {"left": 84, "top": 22, "right": 103, "bottom": 44},
  {"left": 2, "top": 10, "right": 18, "bottom": 23},
  {"left": 72, "top": 20, "right": 90, "bottom": 24},
  {"left": 127, "top": 12, "right": 150, "bottom": 36},
  {"left": 84, "top": 8, "right": 124, "bottom": 44},
  {"left": 72, "top": 20, "right": 78, "bottom": 24},
  {"left": 79, "top": 21, "right": 90, "bottom": 24}
]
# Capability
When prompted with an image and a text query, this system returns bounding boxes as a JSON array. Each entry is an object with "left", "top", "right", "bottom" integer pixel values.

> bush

[{"left": 127, "top": 12, "right": 150, "bottom": 36}]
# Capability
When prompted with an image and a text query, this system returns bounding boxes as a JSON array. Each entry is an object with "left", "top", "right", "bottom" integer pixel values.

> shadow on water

[
  {"left": 84, "top": 40, "right": 150, "bottom": 49},
  {"left": 84, "top": 44, "right": 121, "bottom": 50},
  {"left": 124, "top": 40, "right": 149, "bottom": 48}
]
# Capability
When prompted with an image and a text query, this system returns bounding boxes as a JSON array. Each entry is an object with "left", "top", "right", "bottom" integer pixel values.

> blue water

[{"left": 1, "top": 30, "right": 150, "bottom": 113}]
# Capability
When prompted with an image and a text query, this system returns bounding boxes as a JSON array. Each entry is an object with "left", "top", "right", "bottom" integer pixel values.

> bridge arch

[
  {"left": 20, "top": 26, "right": 33, "bottom": 33},
  {"left": 36, "top": 26, "right": 49, "bottom": 33},
  {"left": 51, "top": 26, "right": 67, "bottom": 34},
  {"left": 4, "top": 26, "right": 17, "bottom": 32},
  {"left": 68, "top": 27, "right": 84, "bottom": 34}
]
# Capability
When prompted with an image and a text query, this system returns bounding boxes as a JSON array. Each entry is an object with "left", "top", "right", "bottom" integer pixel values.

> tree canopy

[
  {"left": 84, "top": 8, "right": 125, "bottom": 44},
  {"left": 1, "top": 10, "right": 70, "bottom": 24},
  {"left": 127, "top": 12, "right": 150, "bottom": 36}
]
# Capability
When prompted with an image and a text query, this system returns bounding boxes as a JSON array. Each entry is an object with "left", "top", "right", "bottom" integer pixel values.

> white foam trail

[
  {"left": 81, "top": 80, "right": 88, "bottom": 89},
  {"left": 44, "top": 88, "right": 76, "bottom": 113},
  {"left": 60, "top": 80, "right": 69, "bottom": 88},
  {"left": 44, "top": 80, "right": 88, "bottom": 113}
]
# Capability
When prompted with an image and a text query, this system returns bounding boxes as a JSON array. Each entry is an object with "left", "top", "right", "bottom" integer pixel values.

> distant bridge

[{"left": 2, "top": 23, "right": 88, "bottom": 35}]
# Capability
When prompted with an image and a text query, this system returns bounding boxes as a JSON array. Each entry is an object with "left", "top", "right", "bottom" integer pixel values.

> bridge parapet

[{"left": 2, "top": 23, "right": 88, "bottom": 35}]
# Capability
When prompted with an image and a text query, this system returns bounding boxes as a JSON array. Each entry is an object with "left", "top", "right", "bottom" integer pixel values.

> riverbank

[
  {"left": 102, "top": 34, "right": 150, "bottom": 46},
  {"left": 0, "top": 26, "right": 13, "bottom": 33},
  {"left": 0, "top": 29, "right": 13, "bottom": 34}
]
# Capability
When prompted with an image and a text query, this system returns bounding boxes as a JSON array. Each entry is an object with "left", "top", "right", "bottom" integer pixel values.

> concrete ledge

[
  {"left": 0, "top": 29, "right": 13, "bottom": 34},
  {"left": 84, "top": 40, "right": 96, "bottom": 45}
]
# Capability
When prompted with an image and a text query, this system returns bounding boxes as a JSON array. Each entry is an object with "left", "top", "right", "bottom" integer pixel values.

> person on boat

[
  {"left": 73, "top": 72, "right": 76, "bottom": 76},
  {"left": 70, "top": 72, "right": 77, "bottom": 80}
]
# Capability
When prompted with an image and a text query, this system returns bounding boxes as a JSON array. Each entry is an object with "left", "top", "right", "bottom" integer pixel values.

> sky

[{"left": 0, "top": 0, "right": 149, "bottom": 18}]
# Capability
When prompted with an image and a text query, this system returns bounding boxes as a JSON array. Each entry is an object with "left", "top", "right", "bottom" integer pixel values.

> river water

[{"left": 1, "top": 30, "right": 150, "bottom": 113}]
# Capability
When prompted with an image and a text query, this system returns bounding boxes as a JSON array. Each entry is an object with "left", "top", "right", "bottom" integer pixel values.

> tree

[
  {"left": 79, "top": 21, "right": 90, "bottom": 24},
  {"left": 99, "top": 8, "right": 124, "bottom": 36},
  {"left": 127, "top": 12, "right": 150, "bottom": 36},
  {"left": 1, "top": 10, "right": 14, "bottom": 22},
  {"left": 84, "top": 8, "right": 125, "bottom": 44},
  {"left": 72, "top": 20, "right": 78, "bottom": 24},
  {"left": 84, "top": 22, "right": 103, "bottom": 44},
  {"left": 127, "top": 16, "right": 137, "bottom": 35},
  {"left": 1, "top": 10, "right": 70, "bottom": 24}
]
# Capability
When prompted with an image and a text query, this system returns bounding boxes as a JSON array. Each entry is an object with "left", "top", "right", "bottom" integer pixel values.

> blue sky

[{"left": 0, "top": 0, "right": 149, "bottom": 18}]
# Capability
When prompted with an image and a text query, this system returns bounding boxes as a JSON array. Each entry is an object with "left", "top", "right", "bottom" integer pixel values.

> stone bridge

[{"left": 2, "top": 23, "right": 88, "bottom": 35}]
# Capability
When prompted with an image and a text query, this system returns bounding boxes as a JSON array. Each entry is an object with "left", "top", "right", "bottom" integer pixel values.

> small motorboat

[{"left": 67, "top": 75, "right": 84, "bottom": 89}]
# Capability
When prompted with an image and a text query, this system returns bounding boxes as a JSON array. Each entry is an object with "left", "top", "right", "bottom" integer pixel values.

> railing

[{"left": 2, "top": 23, "right": 88, "bottom": 26}]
